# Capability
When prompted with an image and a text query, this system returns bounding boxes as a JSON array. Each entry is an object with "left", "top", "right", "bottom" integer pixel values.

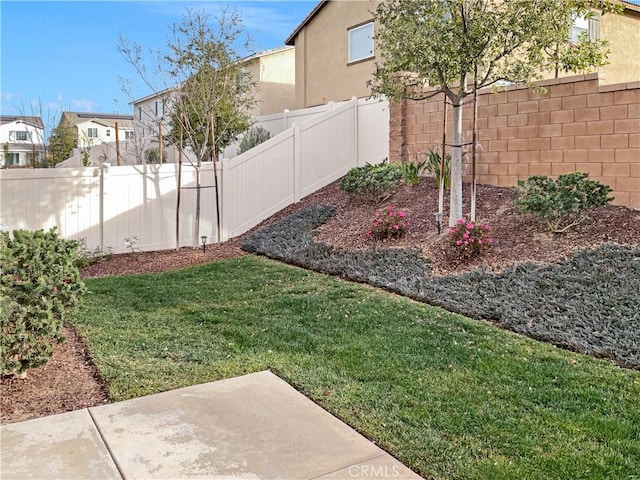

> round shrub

[
  {"left": 513, "top": 172, "right": 613, "bottom": 233},
  {"left": 339, "top": 161, "right": 403, "bottom": 204},
  {"left": 0, "top": 229, "right": 86, "bottom": 375},
  {"left": 448, "top": 219, "right": 493, "bottom": 260},
  {"left": 238, "top": 125, "right": 271, "bottom": 155},
  {"left": 367, "top": 205, "right": 409, "bottom": 240}
]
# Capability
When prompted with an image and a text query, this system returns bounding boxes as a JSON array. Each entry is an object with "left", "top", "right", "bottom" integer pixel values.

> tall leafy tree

[
  {"left": 47, "top": 125, "right": 75, "bottom": 167},
  {"left": 370, "top": 0, "right": 620, "bottom": 226}
]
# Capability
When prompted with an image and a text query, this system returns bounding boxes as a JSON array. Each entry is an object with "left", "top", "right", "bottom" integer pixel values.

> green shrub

[
  {"left": 425, "top": 149, "right": 451, "bottom": 189},
  {"left": 238, "top": 125, "right": 271, "bottom": 155},
  {"left": 401, "top": 159, "right": 427, "bottom": 186},
  {"left": 0, "top": 229, "right": 86, "bottom": 375},
  {"left": 513, "top": 172, "right": 613, "bottom": 233},
  {"left": 339, "top": 161, "right": 403, "bottom": 204},
  {"left": 144, "top": 147, "right": 167, "bottom": 164}
]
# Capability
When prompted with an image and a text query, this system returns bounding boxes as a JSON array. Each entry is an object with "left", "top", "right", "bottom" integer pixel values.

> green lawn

[{"left": 75, "top": 255, "right": 640, "bottom": 480}]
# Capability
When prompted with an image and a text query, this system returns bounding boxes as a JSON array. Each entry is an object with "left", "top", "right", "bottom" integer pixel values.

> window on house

[
  {"left": 155, "top": 100, "right": 164, "bottom": 117},
  {"left": 87, "top": 128, "right": 98, "bottom": 138},
  {"left": 4, "top": 152, "right": 19, "bottom": 166},
  {"left": 571, "top": 14, "right": 588, "bottom": 42},
  {"left": 106, "top": 129, "right": 111, "bottom": 137},
  {"left": 138, "top": 106, "right": 143, "bottom": 120},
  {"left": 125, "top": 130, "right": 134, "bottom": 140},
  {"left": 570, "top": 12, "right": 599, "bottom": 42},
  {"left": 348, "top": 22, "right": 374, "bottom": 64},
  {"left": 9, "top": 131, "right": 31, "bottom": 141}
]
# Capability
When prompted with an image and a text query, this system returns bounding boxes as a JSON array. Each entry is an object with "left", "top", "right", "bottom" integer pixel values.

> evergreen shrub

[
  {"left": 513, "top": 172, "right": 613, "bottom": 233},
  {"left": 339, "top": 161, "right": 403, "bottom": 204},
  {"left": 1, "top": 229, "right": 86, "bottom": 375}
]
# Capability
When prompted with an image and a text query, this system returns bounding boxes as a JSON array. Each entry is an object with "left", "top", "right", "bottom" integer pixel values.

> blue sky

[{"left": 0, "top": 0, "right": 316, "bottom": 124}]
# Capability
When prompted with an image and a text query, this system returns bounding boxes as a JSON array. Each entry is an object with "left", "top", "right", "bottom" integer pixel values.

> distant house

[
  {"left": 58, "top": 112, "right": 134, "bottom": 148},
  {"left": 285, "top": 0, "right": 640, "bottom": 109},
  {"left": 0, "top": 116, "right": 45, "bottom": 168},
  {"left": 131, "top": 46, "right": 296, "bottom": 142},
  {"left": 241, "top": 46, "right": 296, "bottom": 116}
]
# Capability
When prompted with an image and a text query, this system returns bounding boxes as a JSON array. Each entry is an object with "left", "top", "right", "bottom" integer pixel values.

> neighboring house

[
  {"left": 58, "top": 112, "right": 134, "bottom": 148},
  {"left": 0, "top": 116, "right": 45, "bottom": 168},
  {"left": 241, "top": 46, "right": 296, "bottom": 116},
  {"left": 285, "top": 0, "right": 640, "bottom": 109},
  {"left": 131, "top": 46, "right": 296, "bottom": 142},
  {"left": 285, "top": 0, "right": 383, "bottom": 109}
]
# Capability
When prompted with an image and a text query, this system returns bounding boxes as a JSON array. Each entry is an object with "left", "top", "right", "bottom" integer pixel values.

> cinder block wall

[{"left": 389, "top": 73, "right": 640, "bottom": 208}]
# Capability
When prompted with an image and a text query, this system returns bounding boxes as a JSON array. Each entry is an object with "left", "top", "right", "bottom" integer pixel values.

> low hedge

[{"left": 241, "top": 205, "right": 640, "bottom": 369}]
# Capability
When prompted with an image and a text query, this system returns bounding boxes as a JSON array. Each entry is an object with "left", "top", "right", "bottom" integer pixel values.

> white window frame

[
  {"left": 87, "top": 128, "right": 98, "bottom": 138},
  {"left": 106, "top": 129, "right": 111, "bottom": 137},
  {"left": 348, "top": 22, "right": 374, "bottom": 64},
  {"left": 125, "top": 130, "right": 134, "bottom": 140}
]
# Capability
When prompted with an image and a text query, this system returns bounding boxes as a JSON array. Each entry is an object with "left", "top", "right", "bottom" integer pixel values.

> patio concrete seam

[
  {"left": 87, "top": 407, "right": 127, "bottom": 480},
  {"left": 307, "top": 452, "right": 389, "bottom": 480}
]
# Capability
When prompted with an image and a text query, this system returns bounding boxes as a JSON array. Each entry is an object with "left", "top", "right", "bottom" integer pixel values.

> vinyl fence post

[
  {"left": 220, "top": 158, "right": 230, "bottom": 242},
  {"left": 293, "top": 122, "right": 302, "bottom": 203},
  {"left": 352, "top": 96, "right": 359, "bottom": 166}
]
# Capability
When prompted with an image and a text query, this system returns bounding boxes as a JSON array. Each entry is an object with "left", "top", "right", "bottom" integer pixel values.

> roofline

[
  {"left": 130, "top": 85, "right": 179, "bottom": 106},
  {"left": 241, "top": 45, "right": 295, "bottom": 63},
  {"left": 618, "top": 0, "right": 640, "bottom": 13},
  {"left": 285, "top": 0, "right": 328, "bottom": 46}
]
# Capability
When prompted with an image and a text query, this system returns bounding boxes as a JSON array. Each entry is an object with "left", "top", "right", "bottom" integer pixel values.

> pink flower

[
  {"left": 484, "top": 225, "right": 492, "bottom": 231},
  {"left": 386, "top": 205, "right": 394, "bottom": 211},
  {"left": 393, "top": 224, "right": 399, "bottom": 230},
  {"left": 478, "top": 239, "right": 483, "bottom": 244},
  {"left": 463, "top": 232, "right": 470, "bottom": 239},
  {"left": 469, "top": 238, "right": 474, "bottom": 243},
  {"left": 456, "top": 218, "right": 466, "bottom": 225},
  {"left": 398, "top": 211, "right": 406, "bottom": 218},
  {"left": 375, "top": 211, "right": 381, "bottom": 218},
  {"left": 456, "top": 240, "right": 462, "bottom": 246},
  {"left": 464, "top": 241, "right": 469, "bottom": 246},
  {"left": 449, "top": 228, "right": 456, "bottom": 234},
  {"left": 487, "top": 238, "right": 493, "bottom": 244},
  {"left": 467, "top": 223, "right": 474, "bottom": 229},
  {"left": 367, "top": 230, "right": 372, "bottom": 236}
]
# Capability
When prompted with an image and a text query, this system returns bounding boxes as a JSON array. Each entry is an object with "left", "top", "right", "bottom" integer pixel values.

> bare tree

[{"left": 119, "top": 7, "right": 257, "bottom": 246}]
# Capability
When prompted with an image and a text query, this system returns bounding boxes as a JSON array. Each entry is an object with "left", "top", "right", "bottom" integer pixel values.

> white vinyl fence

[{"left": 0, "top": 97, "right": 389, "bottom": 252}]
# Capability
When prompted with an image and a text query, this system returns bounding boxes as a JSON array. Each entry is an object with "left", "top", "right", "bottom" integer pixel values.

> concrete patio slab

[
  {"left": 0, "top": 409, "right": 121, "bottom": 480},
  {"left": 1, "top": 371, "right": 423, "bottom": 479}
]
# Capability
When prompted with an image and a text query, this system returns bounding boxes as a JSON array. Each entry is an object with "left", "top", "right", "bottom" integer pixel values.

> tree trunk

[
  {"left": 449, "top": 97, "right": 464, "bottom": 226},
  {"left": 439, "top": 94, "right": 447, "bottom": 220},
  {"left": 193, "top": 165, "right": 201, "bottom": 247}
]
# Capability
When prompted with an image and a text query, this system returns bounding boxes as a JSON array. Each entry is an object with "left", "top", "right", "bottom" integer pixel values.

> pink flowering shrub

[
  {"left": 448, "top": 218, "right": 492, "bottom": 260},
  {"left": 367, "top": 205, "right": 408, "bottom": 240}
]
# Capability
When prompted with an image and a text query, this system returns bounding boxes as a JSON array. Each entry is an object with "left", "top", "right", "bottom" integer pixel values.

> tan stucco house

[
  {"left": 285, "top": 0, "right": 383, "bottom": 109},
  {"left": 242, "top": 46, "right": 296, "bottom": 116},
  {"left": 286, "top": 0, "right": 640, "bottom": 110}
]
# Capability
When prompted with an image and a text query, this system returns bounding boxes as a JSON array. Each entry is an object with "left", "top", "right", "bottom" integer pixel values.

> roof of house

[
  {"left": 0, "top": 115, "right": 44, "bottom": 129},
  {"left": 241, "top": 45, "right": 295, "bottom": 63},
  {"left": 285, "top": 0, "right": 327, "bottom": 46},
  {"left": 60, "top": 112, "right": 134, "bottom": 129}
]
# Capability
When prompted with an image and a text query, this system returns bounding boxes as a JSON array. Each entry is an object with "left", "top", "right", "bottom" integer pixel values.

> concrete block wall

[{"left": 389, "top": 73, "right": 640, "bottom": 208}]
